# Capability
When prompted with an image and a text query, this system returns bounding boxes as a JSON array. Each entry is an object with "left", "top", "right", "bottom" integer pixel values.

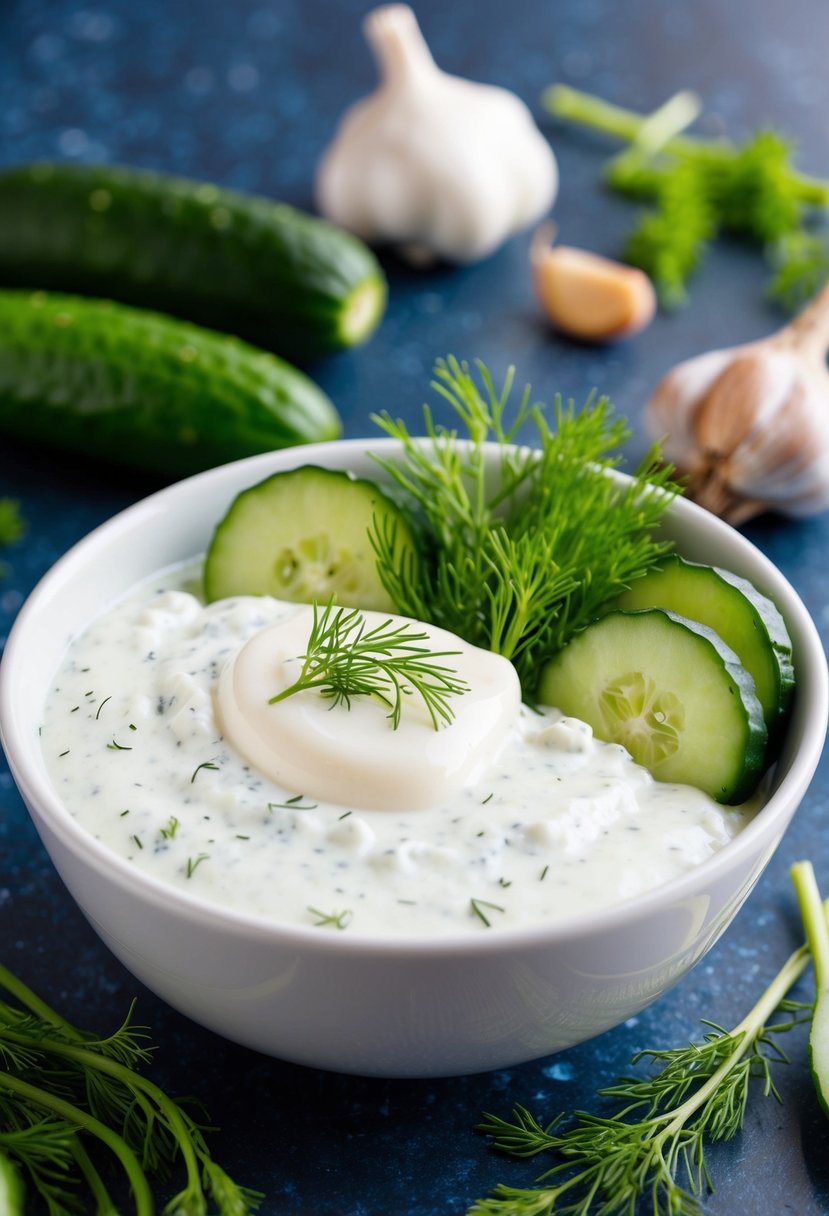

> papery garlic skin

[
  {"left": 646, "top": 338, "right": 829, "bottom": 523},
  {"left": 315, "top": 4, "right": 558, "bottom": 265}
]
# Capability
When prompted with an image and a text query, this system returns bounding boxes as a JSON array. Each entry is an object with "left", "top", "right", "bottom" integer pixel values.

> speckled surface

[{"left": 2, "top": 0, "right": 829, "bottom": 1212}]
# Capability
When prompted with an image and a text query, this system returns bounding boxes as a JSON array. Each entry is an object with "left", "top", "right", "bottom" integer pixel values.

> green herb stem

[
  {"left": 0, "top": 968, "right": 261, "bottom": 1213},
  {"left": 471, "top": 913, "right": 820, "bottom": 1215},
  {"left": 0, "top": 1152, "right": 24, "bottom": 1216},
  {"left": 2, "top": 1027, "right": 210, "bottom": 1210},
  {"left": 544, "top": 83, "right": 829, "bottom": 204},
  {"left": 0, "top": 961, "right": 78, "bottom": 1038},
  {"left": 543, "top": 85, "right": 829, "bottom": 307},
  {"left": 0, "top": 1069, "right": 153, "bottom": 1216},
  {"left": 71, "top": 1137, "right": 121, "bottom": 1216},
  {"left": 792, "top": 861, "right": 829, "bottom": 992}
]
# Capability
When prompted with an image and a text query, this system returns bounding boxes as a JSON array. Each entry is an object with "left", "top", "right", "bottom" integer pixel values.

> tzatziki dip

[{"left": 40, "top": 563, "right": 756, "bottom": 937}]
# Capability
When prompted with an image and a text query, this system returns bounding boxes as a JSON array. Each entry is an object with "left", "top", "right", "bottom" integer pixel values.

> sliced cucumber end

[{"left": 340, "top": 273, "right": 387, "bottom": 348}]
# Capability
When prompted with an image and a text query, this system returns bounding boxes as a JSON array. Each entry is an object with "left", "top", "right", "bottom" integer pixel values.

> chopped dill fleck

[
  {"left": 307, "top": 906, "right": 352, "bottom": 930},
  {"left": 129, "top": 723, "right": 137, "bottom": 732},
  {"left": 131, "top": 834, "right": 143, "bottom": 850},
  {"left": 70, "top": 705, "right": 79, "bottom": 713},
  {"left": 186, "top": 853, "right": 209, "bottom": 878},
  {"left": 119, "top": 809, "right": 130, "bottom": 817},
  {"left": 236, "top": 834, "right": 250, "bottom": 841},
  {"left": 482, "top": 792, "right": 494, "bottom": 804},
  {"left": 107, "top": 739, "right": 132, "bottom": 751},
  {"left": 470, "top": 898, "right": 506, "bottom": 928},
  {"left": 540, "top": 864, "right": 549, "bottom": 881},
  {"left": 160, "top": 816, "right": 180, "bottom": 840},
  {"left": 498, "top": 878, "right": 512, "bottom": 888},
  {"left": 95, "top": 696, "right": 111, "bottom": 720},
  {"left": 191, "top": 761, "right": 219, "bottom": 783},
  {"left": 338, "top": 811, "right": 353, "bottom": 821},
  {"left": 268, "top": 796, "right": 318, "bottom": 811},
  {"left": 58, "top": 749, "right": 70, "bottom": 757}
]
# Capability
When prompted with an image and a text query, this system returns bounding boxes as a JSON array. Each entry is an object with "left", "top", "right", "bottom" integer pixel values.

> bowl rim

[{"left": 2, "top": 437, "right": 827, "bottom": 958}]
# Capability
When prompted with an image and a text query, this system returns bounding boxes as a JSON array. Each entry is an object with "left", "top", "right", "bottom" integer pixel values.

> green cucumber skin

[
  {"left": 617, "top": 554, "right": 795, "bottom": 738},
  {"left": 0, "top": 162, "right": 387, "bottom": 361},
  {"left": 0, "top": 290, "right": 341, "bottom": 477},
  {"left": 204, "top": 465, "right": 419, "bottom": 611}
]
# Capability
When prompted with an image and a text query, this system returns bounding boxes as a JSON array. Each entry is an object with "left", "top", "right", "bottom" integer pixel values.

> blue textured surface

[{"left": 2, "top": 0, "right": 829, "bottom": 1212}]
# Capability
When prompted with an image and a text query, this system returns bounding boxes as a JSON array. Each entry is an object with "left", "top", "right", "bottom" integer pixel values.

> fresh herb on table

[
  {"left": 544, "top": 84, "right": 829, "bottom": 309},
  {"left": 371, "top": 357, "right": 678, "bottom": 694},
  {"left": 0, "top": 499, "right": 24, "bottom": 548},
  {"left": 469, "top": 865, "right": 829, "bottom": 1215},
  {"left": 0, "top": 962, "right": 262, "bottom": 1215},
  {"left": 0, "top": 498, "right": 24, "bottom": 581},
  {"left": 268, "top": 599, "right": 469, "bottom": 729}
]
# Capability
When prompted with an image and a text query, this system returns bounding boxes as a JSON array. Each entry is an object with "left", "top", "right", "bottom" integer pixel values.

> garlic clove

[
  {"left": 315, "top": 4, "right": 558, "bottom": 265},
  {"left": 531, "top": 226, "right": 656, "bottom": 342},
  {"left": 644, "top": 280, "right": 829, "bottom": 523}
]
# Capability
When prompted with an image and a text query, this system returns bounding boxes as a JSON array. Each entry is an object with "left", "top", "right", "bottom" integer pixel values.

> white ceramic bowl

[{"left": 1, "top": 439, "right": 827, "bottom": 1077}]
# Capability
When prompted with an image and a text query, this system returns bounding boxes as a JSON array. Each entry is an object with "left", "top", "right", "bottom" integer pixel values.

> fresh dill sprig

[
  {"left": 469, "top": 930, "right": 817, "bottom": 1216},
  {"left": 544, "top": 84, "right": 829, "bottom": 308},
  {"left": 469, "top": 899, "right": 506, "bottom": 929},
  {"left": 268, "top": 599, "right": 469, "bottom": 730},
  {"left": 0, "top": 961, "right": 262, "bottom": 1215},
  {"left": 371, "top": 357, "right": 677, "bottom": 693}
]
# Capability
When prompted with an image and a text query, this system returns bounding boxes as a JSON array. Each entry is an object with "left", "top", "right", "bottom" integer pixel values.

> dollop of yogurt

[{"left": 217, "top": 605, "right": 522, "bottom": 810}]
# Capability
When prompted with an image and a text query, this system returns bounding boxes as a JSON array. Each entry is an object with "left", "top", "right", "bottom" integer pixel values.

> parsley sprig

[
  {"left": 371, "top": 357, "right": 677, "bottom": 693},
  {"left": 268, "top": 599, "right": 469, "bottom": 730}
]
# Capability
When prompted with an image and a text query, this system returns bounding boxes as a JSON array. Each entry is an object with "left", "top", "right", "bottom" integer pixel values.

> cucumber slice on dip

[
  {"left": 537, "top": 608, "right": 768, "bottom": 803},
  {"left": 204, "top": 465, "right": 418, "bottom": 612},
  {"left": 616, "top": 555, "right": 794, "bottom": 739}
]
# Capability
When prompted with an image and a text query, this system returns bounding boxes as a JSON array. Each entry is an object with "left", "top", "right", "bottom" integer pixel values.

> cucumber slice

[
  {"left": 537, "top": 608, "right": 768, "bottom": 803},
  {"left": 204, "top": 466, "right": 417, "bottom": 611},
  {"left": 616, "top": 555, "right": 794, "bottom": 738}
]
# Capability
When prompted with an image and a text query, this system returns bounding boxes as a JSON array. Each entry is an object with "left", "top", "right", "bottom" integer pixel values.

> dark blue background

[{"left": 2, "top": 1, "right": 829, "bottom": 1212}]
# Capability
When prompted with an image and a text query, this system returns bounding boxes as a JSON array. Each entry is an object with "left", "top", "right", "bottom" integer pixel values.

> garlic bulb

[
  {"left": 315, "top": 4, "right": 558, "bottom": 265},
  {"left": 646, "top": 281, "right": 829, "bottom": 524}
]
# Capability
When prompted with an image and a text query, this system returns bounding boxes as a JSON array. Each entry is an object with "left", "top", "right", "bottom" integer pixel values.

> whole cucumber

[
  {"left": 0, "top": 290, "right": 342, "bottom": 477},
  {"left": 0, "top": 163, "right": 387, "bottom": 361}
]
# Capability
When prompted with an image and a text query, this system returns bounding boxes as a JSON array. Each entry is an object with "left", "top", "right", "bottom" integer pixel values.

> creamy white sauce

[{"left": 40, "top": 563, "right": 756, "bottom": 937}]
